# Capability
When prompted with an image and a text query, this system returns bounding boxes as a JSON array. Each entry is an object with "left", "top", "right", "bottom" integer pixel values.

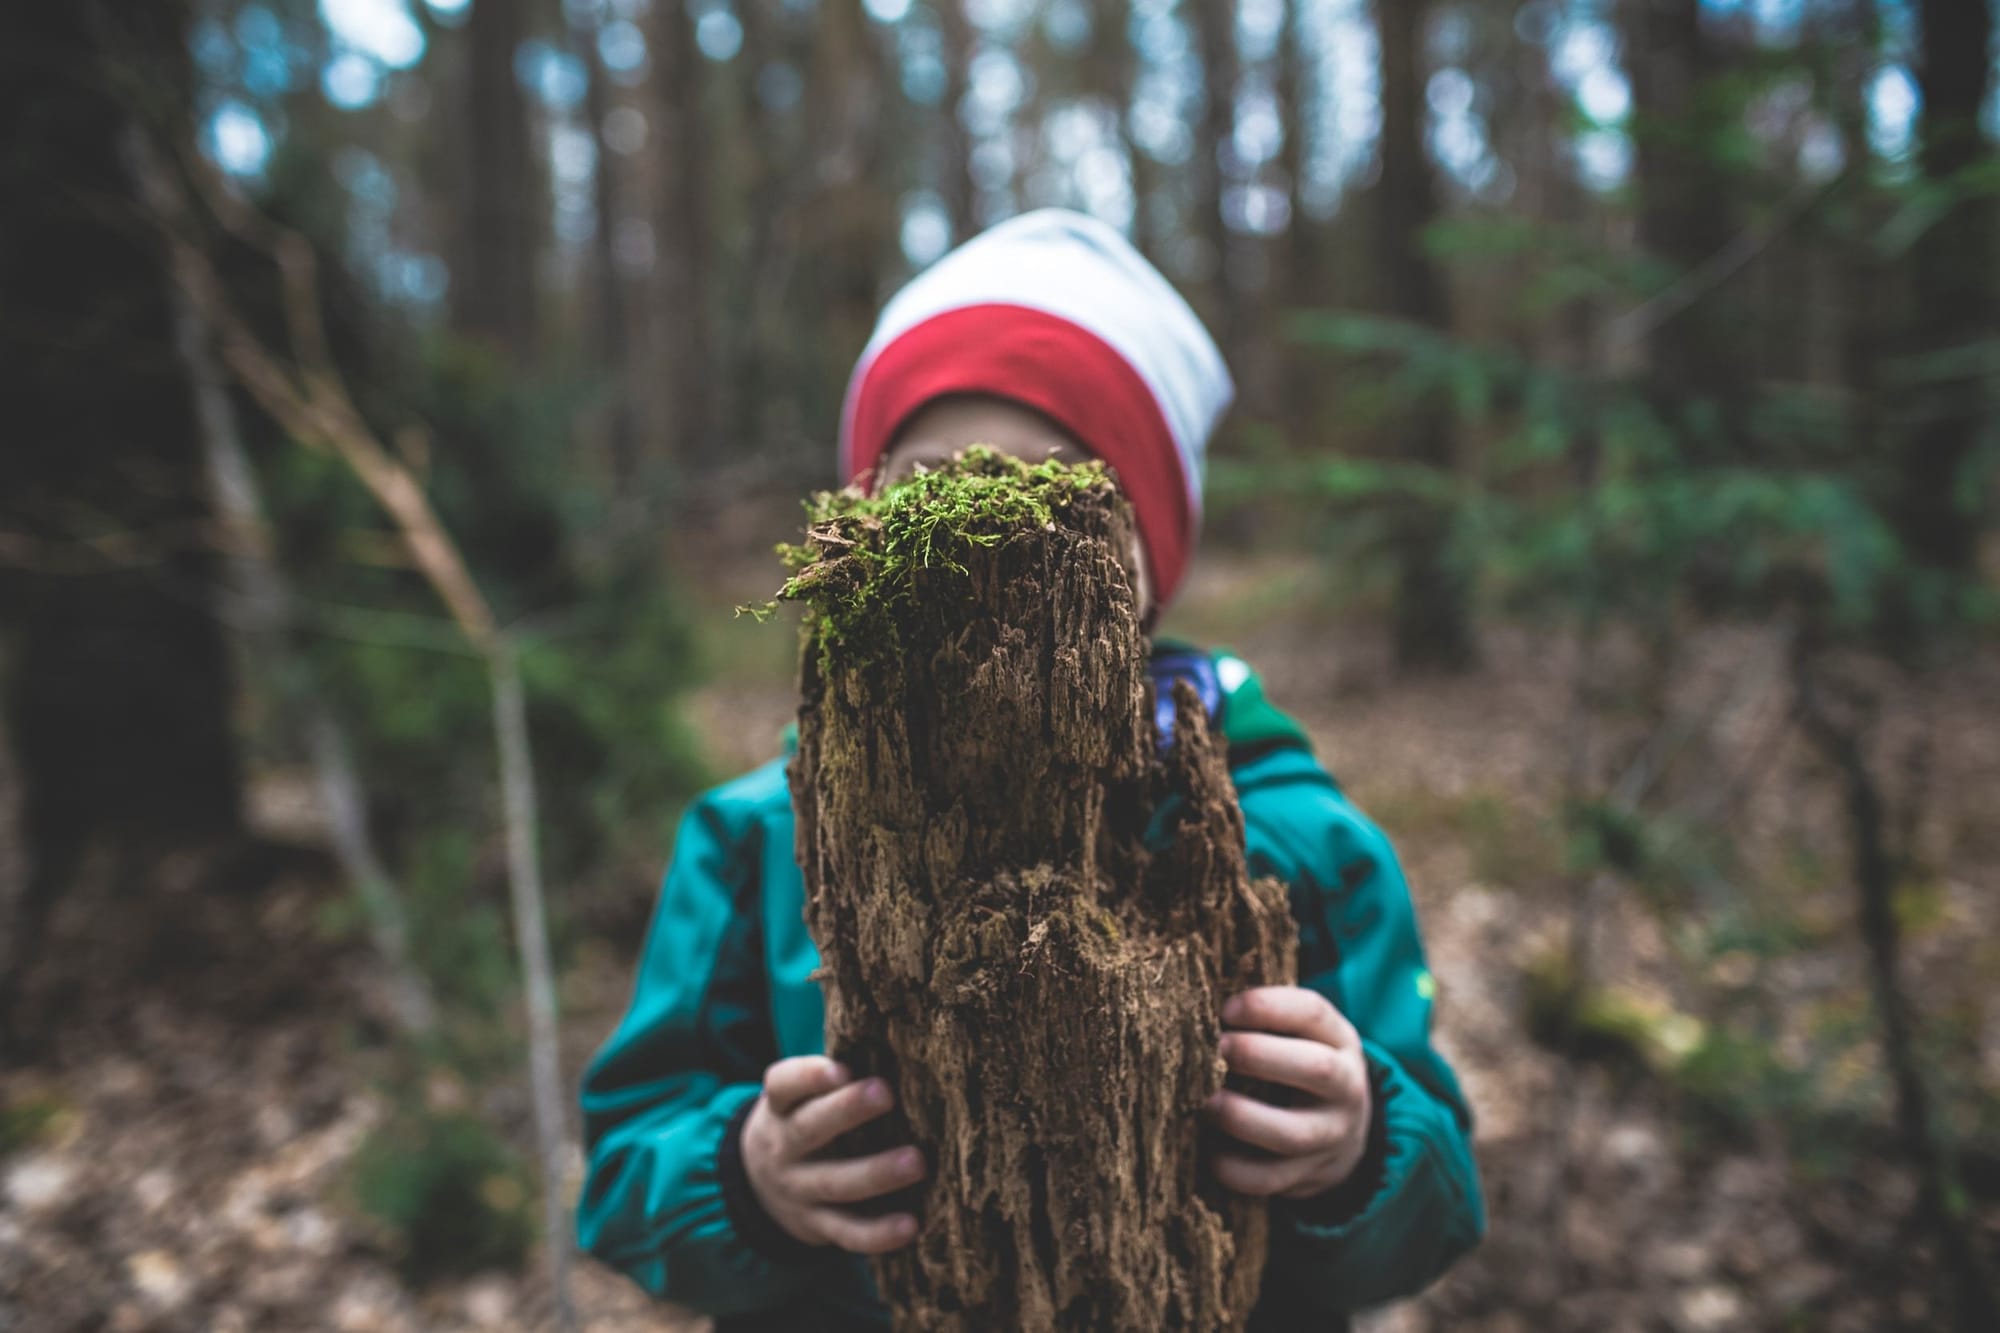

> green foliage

[
  {"left": 1275, "top": 296, "right": 1995, "bottom": 642},
  {"left": 1290, "top": 177, "right": 1997, "bottom": 1213},
  {"left": 348, "top": 1103, "right": 535, "bottom": 1285},
  {"left": 1523, "top": 948, "right": 1706, "bottom": 1078},
  {"left": 1566, "top": 799, "right": 1650, "bottom": 878}
]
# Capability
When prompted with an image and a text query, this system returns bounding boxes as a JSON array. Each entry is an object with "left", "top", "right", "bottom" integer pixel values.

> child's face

[{"left": 882, "top": 395, "right": 1157, "bottom": 622}]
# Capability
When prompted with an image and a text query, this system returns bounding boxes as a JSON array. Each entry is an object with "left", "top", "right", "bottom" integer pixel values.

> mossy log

[{"left": 783, "top": 451, "right": 1296, "bottom": 1332}]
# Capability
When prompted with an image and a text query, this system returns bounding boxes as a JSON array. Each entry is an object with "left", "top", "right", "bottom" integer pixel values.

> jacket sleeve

[
  {"left": 576, "top": 786, "right": 826, "bottom": 1315},
  {"left": 1247, "top": 769, "right": 1487, "bottom": 1313}
]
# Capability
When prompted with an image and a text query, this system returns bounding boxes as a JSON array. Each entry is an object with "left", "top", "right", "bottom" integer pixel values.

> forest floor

[{"left": 4, "top": 506, "right": 1997, "bottom": 1331}]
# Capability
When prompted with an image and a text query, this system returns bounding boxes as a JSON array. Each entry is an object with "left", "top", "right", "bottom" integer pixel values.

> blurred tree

[
  {"left": 1190, "top": 0, "right": 1241, "bottom": 350},
  {"left": 571, "top": 5, "right": 638, "bottom": 482},
  {"left": 0, "top": 0, "right": 241, "bottom": 1029},
  {"left": 937, "top": 0, "right": 979, "bottom": 243},
  {"left": 728, "top": 0, "right": 803, "bottom": 452},
  {"left": 1891, "top": 0, "right": 1996, "bottom": 578},
  {"left": 803, "top": 0, "right": 899, "bottom": 398},
  {"left": 648, "top": 0, "right": 717, "bottom": 463},
  {"left": 458, "top": 0, "right": 541, "bottom": 363},
  {"left": 1270, "top": 0, "right": 1316, "bottom": 433},
  {"left": 1621, "top": 0, "right": 1747, "bottom": 453},
  {"left": 1273, "top": 0, "right": 1314, "bottom": 307},
  {"left": 1087, "top": 0, "right": 1157, "bottom": 259},
  {"left": 1376, "top": 0, "right": 1477, "bottom": 670}
]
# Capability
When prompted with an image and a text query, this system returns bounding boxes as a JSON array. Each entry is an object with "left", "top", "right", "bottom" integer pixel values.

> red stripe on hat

[{"left": 843, "top": 303, "right": 1193, "bottom": 605}]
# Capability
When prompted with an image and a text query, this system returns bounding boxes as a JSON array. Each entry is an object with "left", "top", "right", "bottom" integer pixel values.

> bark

[
  {"left": 458, "top": 0, "right": 539, "bottom": 362},
  {"left": 785, "top": 454, "right": 1296, "bottom": 1331},
  {"left": 1376, "top": 0, "right": 1477, "bottom": 671}
]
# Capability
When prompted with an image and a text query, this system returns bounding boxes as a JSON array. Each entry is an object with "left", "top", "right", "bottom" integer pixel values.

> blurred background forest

[{"left": 1, "top": 0, "right": 1996, "bottom": 1329}]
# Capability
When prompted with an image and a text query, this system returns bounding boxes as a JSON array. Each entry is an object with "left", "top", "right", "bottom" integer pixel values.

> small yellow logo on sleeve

[{"left": 1415, "top": 970, "right": 1436, "bottom": 1002}]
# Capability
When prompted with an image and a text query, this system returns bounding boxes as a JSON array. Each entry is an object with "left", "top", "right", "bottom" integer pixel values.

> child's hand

[
  {"left": 742, "top": 1056, "right": 926, "bottom": 1254},
  {"left": 1204, "top": 986, "right": 1373, "bottom": 1200}
]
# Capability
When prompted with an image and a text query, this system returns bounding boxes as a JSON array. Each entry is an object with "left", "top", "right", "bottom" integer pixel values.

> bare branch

[
  {"left": 126, "top": 128, "right": 575, "bottom": 1328},
  {"left": 1608, "top": 173, "right": 1844, "bottom": 355}
]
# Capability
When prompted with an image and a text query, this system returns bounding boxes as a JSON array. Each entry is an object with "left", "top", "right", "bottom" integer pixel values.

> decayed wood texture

[{"left": 787, "top": 458, "right": 1295, "bottom": 1331}]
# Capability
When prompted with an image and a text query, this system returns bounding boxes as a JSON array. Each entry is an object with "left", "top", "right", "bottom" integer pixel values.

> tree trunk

[
  {"left": 1376, "top": 0, "right": 1477, "bottom": 671},
  {"left": 573, "top": 7, "right": 637, "bottom": 485},
  {"left": 1272, "top": 0, "right": 1316, "bottom": 436},
  {"left": 160, "top": 214, "right": 439, "bottom": 1040},
  {"left": 937, "top": 0, "right": 978, "bottom": 244},
  {"left": 1795, "top": 661, "right": 1997, "bottom": 1331},
  {"left": 785, "top": 455, "right": 1296, "bottom": 1331},
  {"left": 1189, "top": 0, "right": 1240, "bottom": 348},
  {"left": 458, "top": 0, "right": 539, "bottom": 363},
  {"left": 803, "top": 0, "right": 898, "bottom": 399},
  {"left": 649, "top": 0, "right": 715, "bottom": 463},
  {"left": 1087, "top": 0, "right": 1160, "bottom": 261},
  {"left": 1621, "top": 0, "right": 1745, "bottom": 451},
  {"left": 730, "top": 0, "right": 793, "bottom": 452},
  {"left": 1891, "top": 0, "right": 1995, "bottom": 576},
  {"left": 0, "top": 0, "right": 241, "bottom": 1023}
]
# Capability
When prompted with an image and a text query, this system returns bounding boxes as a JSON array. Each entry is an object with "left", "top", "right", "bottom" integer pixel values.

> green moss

[
  {"left": 772, "top": 447, "right": 1116, "bottom": 661},
  {"left": 1523, "top": 947, "right": 1705, "bottom": 1075}
]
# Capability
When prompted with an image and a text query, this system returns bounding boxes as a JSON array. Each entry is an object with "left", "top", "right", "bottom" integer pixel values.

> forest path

[{"left": 3, "top": 527, "right": 1995, "bottom": 1331}]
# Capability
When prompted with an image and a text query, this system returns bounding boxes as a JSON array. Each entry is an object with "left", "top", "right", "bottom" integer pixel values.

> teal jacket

[{"left": 579, "top": 649, "right": 1484, "bottom": 1328}]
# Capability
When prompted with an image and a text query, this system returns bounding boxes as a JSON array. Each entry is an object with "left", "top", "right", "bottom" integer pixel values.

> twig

[
  {"left": 491, "top": 642, "right": 575, "bottom": 1327},
  {"left": 1792, "top": 649, "right": 1996, "bottom": 1330},
  {"left": 1608, "top": 173, "right": 1844, "bottom": 354}
]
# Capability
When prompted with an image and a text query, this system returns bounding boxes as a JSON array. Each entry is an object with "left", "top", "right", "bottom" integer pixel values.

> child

[{"left": 578, "top": 210, "right": 1484, "bottom": 1329}]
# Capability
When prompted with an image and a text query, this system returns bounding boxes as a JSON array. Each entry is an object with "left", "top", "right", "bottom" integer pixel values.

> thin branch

[
  {"left": 1793, "top": 649, "right": 1996, "bottom": 1330},
  {"left": 491, "top": 642, "right": 576, "bottom": 1331},
  {"left": 150, "top": 170, "right": 439, "bottom": 1038},
  {"left": 127, "top": 130, "right": 576, "bottom": 1331},
  {"left": 1608, "top": 173, "right": 1845, "bottom": 354}
]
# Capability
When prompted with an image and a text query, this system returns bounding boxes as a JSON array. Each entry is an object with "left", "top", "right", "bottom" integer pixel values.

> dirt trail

[{"left": 5, "top": 534, "right": 1996, "bottom": 1331}]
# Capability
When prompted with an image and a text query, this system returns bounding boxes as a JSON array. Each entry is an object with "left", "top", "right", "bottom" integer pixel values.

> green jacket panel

[{"left": 578, "top": 654, "right": 1484, "bottom": 1324}]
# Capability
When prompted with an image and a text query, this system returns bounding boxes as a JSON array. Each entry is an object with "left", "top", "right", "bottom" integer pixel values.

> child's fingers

[
  {"left": 1204, "top": 1089, "right": 1337, "bottom": 1158},
  {"left": 1210, "top": 1150, "right": 1311, "bottom": 1199},
  {"left": 788, "top": 1076, "right": 895, "bottom": 1153},
  {"left": 1221, "top": 986, "right": 1356, "bottom": 1049},
  {"left": 1220, "top": 1031, "right": 1365, "bottom": 1104},
  {"left": 763, "top": 1056, "right": 851, "bottom": 1115},
  {"left": 792, "top": 1144, "right": 926, "bottom": 1204},
  {"left": 811, "top": 1207, "right": 920, "bottom": 1255}
]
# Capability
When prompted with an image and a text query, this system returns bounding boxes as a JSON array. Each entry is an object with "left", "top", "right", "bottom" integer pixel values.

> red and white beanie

[{"left": 838, "top": 208, "right": 1234, "bottom": 607}]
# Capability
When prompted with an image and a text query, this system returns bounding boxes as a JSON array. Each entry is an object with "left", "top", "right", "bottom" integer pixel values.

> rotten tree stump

[{"left": 783, "top": 450, "right": 1296, "bottom": 1331}]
